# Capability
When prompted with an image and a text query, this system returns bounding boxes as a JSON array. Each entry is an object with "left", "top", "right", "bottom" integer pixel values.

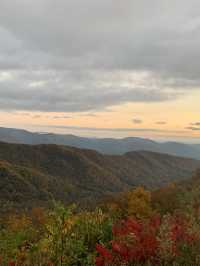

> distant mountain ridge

[
  {"left": 0, "top": 141, "right": 199, "bottom": 210},
  {"left": 0, "top": 127, "right": 200, "bottom": 159}
]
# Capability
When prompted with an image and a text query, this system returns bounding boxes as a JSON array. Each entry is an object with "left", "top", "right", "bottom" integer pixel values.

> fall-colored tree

[{"left": 126, "top": 187, "right": 153, "bottom": 219}]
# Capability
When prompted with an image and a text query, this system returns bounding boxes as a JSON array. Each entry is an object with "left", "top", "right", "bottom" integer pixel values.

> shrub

[{"left": 95, "top": 213, "right": 200, "bottom": 266}]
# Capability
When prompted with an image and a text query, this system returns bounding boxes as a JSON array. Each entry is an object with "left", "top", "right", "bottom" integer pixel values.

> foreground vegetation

[{"left": 1, "top": 171, "right": 200, "bottom": 265}]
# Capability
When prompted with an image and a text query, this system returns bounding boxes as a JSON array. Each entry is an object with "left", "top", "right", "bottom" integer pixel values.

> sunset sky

[{"left": 0, "top": 0, "right": 200, "bottom": 142}]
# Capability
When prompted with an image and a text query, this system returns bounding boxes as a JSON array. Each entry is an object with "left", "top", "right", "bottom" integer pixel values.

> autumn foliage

[
  {"left": 95, "top": 214, "right": 200, "bottom": 266},
  {"left": 1, "top": 180, "right": 200, "bottom": 266}
]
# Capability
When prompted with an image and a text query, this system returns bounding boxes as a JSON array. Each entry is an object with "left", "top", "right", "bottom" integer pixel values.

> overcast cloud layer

[{"left": 0, "top": 0, "right": 200, "bottom": 112}]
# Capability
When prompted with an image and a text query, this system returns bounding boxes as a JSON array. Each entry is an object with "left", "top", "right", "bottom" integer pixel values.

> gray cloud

[
  {"left": 190, "top": 122, "right": 200, "bottom": 126},
  {"left": 186, "top": 122, "right": 200, "bottom": 131},
  {"left": 0, "top": 0, "right": 200, "bottom": 112},
  {"left": 186, "top": 126, "right": 200, "bottom": 131},
  {"left": 156, "top": 121, "right": 167, "bottom": 125},
  {"left": 32, "top": 115, "right": 41, "bottom": 119},
  {"left": 52, "top": 115, "right": 71, "bottom": 119},
  {"left": 37, "top": 124, "right": 185, "bottom": 134},
  {"left": 133, "top": 119, "right": 143, "bottom": 124},
  {"left": 81, "top": 113, "right": 98, "bottom": 117},
  {"left": 0, "top": 70, "right": 181, "bottom": 112}
]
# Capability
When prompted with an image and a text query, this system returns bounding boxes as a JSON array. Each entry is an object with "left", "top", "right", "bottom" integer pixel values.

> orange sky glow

[{"left": 1, "top": 89, "right": 199, "bottom": 143}]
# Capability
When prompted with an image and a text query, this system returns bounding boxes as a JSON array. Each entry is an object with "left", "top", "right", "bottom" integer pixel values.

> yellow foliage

[
  {"left": 7, "top": 213, "right": 32, "bottom": 232},
  {"left": 63, "top": 216, "right": 76, "bottom": 233},
  {"left": 127, "top": 187, "right": 152, "bottom": 219}
]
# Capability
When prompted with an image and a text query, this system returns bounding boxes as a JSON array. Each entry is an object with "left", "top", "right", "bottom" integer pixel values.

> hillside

[
  {"left": 151, "top": 168, "right": 200, "bottom": 214},
  {"left": 0, "top": 127, "right": 200, "bottom": 159},
  {"left": 1, "top": 168, "right": 200, "bottom": 266},
  {"left": 0, "top": 142, "right": 199, "bottom": 210}
]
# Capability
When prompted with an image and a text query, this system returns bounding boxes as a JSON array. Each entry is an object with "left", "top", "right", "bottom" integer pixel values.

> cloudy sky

[{"left": 0, "top": 0, "right": 200, "bottom": 141}]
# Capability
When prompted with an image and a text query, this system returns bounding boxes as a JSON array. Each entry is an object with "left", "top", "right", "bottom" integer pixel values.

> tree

[{"left": 127, "top": 187, "right": 152, "bottom": 219}]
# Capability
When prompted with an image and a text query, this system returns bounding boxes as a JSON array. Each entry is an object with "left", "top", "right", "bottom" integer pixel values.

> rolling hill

[
  {"left": 0, "top": 141, "right": 199, "bottom": 211},
  {"left": 0, "top": 127, "right": 200, "bottom": 159}
]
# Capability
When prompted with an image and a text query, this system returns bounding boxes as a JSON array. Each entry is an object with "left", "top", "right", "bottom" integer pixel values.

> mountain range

[
  {"left": 0, "top": 127, "right": 200, "bottom": 160},
  {"left": 0, "top": 141, "right": 199, "bottom": 211}
]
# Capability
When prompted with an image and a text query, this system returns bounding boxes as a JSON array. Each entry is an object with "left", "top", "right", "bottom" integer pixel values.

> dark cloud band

[{"left": 0, "top": 0, "right": 199, "bottom": 112}]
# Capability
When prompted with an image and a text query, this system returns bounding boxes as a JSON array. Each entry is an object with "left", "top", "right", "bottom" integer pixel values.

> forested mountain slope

[
  {"left": 0, "top": 142, "right": 199, "bottom": 210},
  {"left": 0, "top": 127, "right": 200, "bottom": 159}
]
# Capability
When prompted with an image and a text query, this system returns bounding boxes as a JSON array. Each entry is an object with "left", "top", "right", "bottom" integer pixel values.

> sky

[{"left": 0, "top": 0, "right": 200, "bottom": 142}]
